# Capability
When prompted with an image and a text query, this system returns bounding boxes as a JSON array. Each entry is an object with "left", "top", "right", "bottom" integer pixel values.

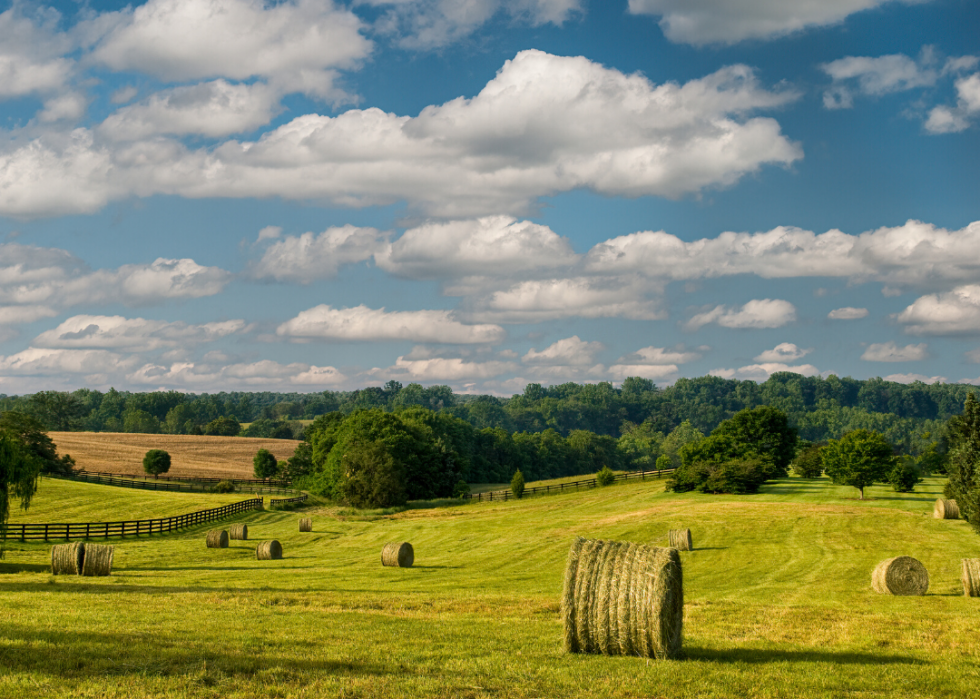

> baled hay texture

[
  {"left": 934, "top": 499, "right": 960, "bottom": 519},
  {"left": 51, "top": 543, "right": 85, "bottom": 575},
  {"left": 962, "top": 559, "right": 980, "bottom": 597},
  {"left": 668, "top": 529, "right": 693, "bottom": 551},
  {"left": 229, "top": 523, "right": 248, "bottom": 540},
  {"left": 381, "top": 542, "right": 414, "bottom": 567},
  {"left": 561, "top": 536, "right": 683, "bottom": 659},
  {"left": 256, "top": 540, "right": 283, "bottom": 560},
  {"left": 206, "top": 529, "right": 229, "bottom": 548},
  {"left": 872, "top": 556, "right": 929, "bottom": 596},
  {"left": 299, "top": 517, "right": 312, "bottom": 532},
  {"left": 81, "top": 544, "right": 114, "bottom": 577}
]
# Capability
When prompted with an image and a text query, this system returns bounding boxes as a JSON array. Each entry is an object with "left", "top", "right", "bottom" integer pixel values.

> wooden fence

[
  {"left": 75, "top": 470, "right": 291, "bottom": 487},
  {"left": 269, "top": 494, "right": 309, "bottom": 506},
  {"left": 466, "top": 467, "right": 676, "bottom": 503},
  {"left": 4, "top": 497, "right": 263, "bottom": 542},
  {"left": 51, "top": 472, "right": 295, "bottom": 496}
]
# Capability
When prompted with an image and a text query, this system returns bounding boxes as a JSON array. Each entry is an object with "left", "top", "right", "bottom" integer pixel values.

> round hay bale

[
  {"left": 206, "top": 530, "right": 229, "bottom": 548},
  {"left": 934, "top": 499, "right": 960, "bottom": 519},
  {"left": 561, "top": 536, "right": 683, "bottom": 659},
  {"left": 256, "top": 540, "right": 283, "bottom": 560},
  {"left": 51, "top": 543, "right": 85, "bottom": 575},
  {"left": 962, "top": 559, "right": 980, "bottom": 597},
  {"left": 81, "top": 544, "right": 114, "bottom": 577},
  {"left": 381, "top": 542, "right": 414, "bottom": 567},
  {"left": 668, "top": 529, "right": 692, "bottom": 551},
  {"left": 299, "top": 517, "right": 312, "bottom": 532},
  {"left": 871, "top": 556, "right": 929, "bottom": 595},
  {"left": 229, "top": 523, "right": 248, "bottom": 540}
]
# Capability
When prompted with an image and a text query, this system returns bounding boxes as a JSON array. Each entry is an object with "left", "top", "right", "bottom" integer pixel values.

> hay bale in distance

[
  {"left": 51, "top": 543, "right": 85, "bottom": 575},
  {"left": 962, "top": 559, "right": 980, "bottom": 597},
  {"left": 561, "top": 537, "right": 683, "bottom": 659},
  {"left": 256, "top": 540, "right": 283, "bottom": 560},
  {"left": 229, "top": 523, "right": 248, "bottom": 540},
  {"left": 206, "top": 530, "right": 229, "bottom": 548},
  {"left": 81, "top": 544, "right": 114, "bottom": 577},
  {"left": 299, "top": 517, "right": 312, "bottom": 532},
  {"left": 381, "top": 542, "right": 414, "bottom": 567},
  {"left": 871, "top": 556, "right": 929, "bottom": 595},
  {"left": 934, "top": 499, "right": 960, "bottom": 519},
  {"left": 668, "top": 529, "right": 693, "bottom": 551}
]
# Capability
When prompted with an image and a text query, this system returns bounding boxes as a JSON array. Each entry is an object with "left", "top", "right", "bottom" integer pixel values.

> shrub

[
  {"left": 253, "top": 449, "right": 279, "bottom": 479},
  {"left": 889, "top": 458, "right": 922, "bottom": 492},
  {"left": 596, "top": 466, "right": 616, "bottom": 486},
  {"left": 209, "top": 480, "right": 236, "bottom": 494},
  {"left": 655, "top": 454, "right": 672, "bottom": 471},
  {"left": 453, "top": 479, "right": 471, "bottom": 498},
  {"left": 792, "top": 444, "right": 824, "bottom": 478},
  {"left": 204, "top": 416, "right": 241, "bottom": 436},
  {"left": 511, "top": 469, "right": 525, "bottom": 499},
  {"left": 666, "top": 458, "right": 769, "bottom": 494},
  {"left": 142, "top": 449, "right": 171, "bottom": 477}
]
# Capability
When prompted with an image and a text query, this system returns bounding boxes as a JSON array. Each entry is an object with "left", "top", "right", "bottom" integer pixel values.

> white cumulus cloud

[
  {"left": 251, "top": 225, "right": 386, "bottom": 283},
  {"left": 370, "top": 356, "right": 518, "bottom": 381},
  {"left": 754, "top": 342, "right": 810, "bottom": 362},
  {"left": 926, "top": 73, "right": 980, "bottom": 133},
  {"left": 0, "top": 5, "right": 74, "bottom": 99},
  {"left": 685, "top": 299, "right": 796, "bottom": 331},
  {"left": 522, "top": 336, "right": 603, "bottom": 365},
  {"left": 127, "top": 359, "right": 348, "bottom": 388},
  {"left": 883, "top": 372, "right": 946, "bottom": 384},
  {"left": 709, "top": 362, "right": 821, "bottom": 381},
  {"left": 896, "top": 285, "right": 980, "bottom": 335},
  {"left": 828, "top": 307, "right": 869, "bottom": 319},
  {"left": 32, "top": 315, "right": 247, "bottom": 352},
  {"left": 861, "top": 341, "right": 929, "bottom": 362},
  {"left": 277, "top": 304, "right": 505, "bottom": 343}
]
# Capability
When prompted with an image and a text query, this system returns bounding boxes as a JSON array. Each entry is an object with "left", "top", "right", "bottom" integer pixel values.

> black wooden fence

[
  {"left": 466, "top": 467, "right": 676, "bottom": 503},
  {"left": 4, "top": 497, "right": 263, "bottom": 542},
  {"left": 75, "top": 470, "right": 291, "bottom": 487},
  {"left": 269, "top": 494, "right": 309, "bottom": 506},
  {"left": 50, "top": 472, "right": 295, "bottom": 496}
]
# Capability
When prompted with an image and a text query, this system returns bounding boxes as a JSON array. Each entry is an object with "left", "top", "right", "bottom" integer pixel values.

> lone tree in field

[
  {"left": 253, "top": 448, "right": 279, "bottom": 479},
  {"left": 944, "top": 393, "right": 980, "bottom": 531},
  {"left": 142, "top": 449, "right": 171, "bottom": 477},
  {"left": 0, "top": 432, "right": 41, "bottom": 553},
  {"left": 821, "top": 429, "right": 897, "bottom": 500},
  {"left": 511, "top": 469, "right": 525, "bottom": 499}
]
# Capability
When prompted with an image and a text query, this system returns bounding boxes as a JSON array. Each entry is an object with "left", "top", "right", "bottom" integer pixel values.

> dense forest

[{"left": 1, "top": 373, "right": 975, "bottom": 454}]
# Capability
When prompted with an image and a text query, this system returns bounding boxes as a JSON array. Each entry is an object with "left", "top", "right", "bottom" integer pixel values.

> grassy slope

[
  {"left": 50, "top": 432, "right": 300, "bottom": 480},
  {"left": 7, "top": 478, "right": 247, "bottom": 523},
  {"left": 1, "top": 475, "right": 979, "bottom": 698}
]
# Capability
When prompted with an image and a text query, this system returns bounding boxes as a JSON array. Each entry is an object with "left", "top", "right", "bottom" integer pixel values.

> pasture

[
  {"left": 49, "top": 432, "right": 301, "bottom": 479},
  {"left": 0, "top": 475, "right": 978, "bottom": 698}
]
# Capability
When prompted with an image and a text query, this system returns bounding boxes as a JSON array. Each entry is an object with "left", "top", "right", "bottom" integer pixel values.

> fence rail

[
  {"left": 466, "top": 467, "right": 676, "bottom": 503},
  {"left": 3, "top": 497, "right": 263, "bottom": 542},
  {"left": 51, "top": 472, "right": 295, "bottom": 495},
  {"left": 75, "top": 470, "right": 291, "bottom": 487},
  {"left": 269, "top": 494, "right": 309, "bottom": 506}
]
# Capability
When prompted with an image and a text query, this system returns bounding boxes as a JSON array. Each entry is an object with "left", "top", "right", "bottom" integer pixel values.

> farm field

[
  {"left": 1, "top": 475, "right": 979, "bottom": 698},
  {"left": 49, "top": 432, "right": 301, "bottom": 479}
]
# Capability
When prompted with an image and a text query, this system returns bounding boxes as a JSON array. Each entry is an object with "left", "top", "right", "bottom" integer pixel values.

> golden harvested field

[{"left": 50, "top": 432, "right": 301, "bottom": 479}]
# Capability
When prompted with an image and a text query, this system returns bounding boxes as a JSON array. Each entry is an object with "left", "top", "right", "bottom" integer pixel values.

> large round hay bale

[
  {"left": 206, "top": 530, "right": 229, "bottom": 548},
  {"left": 668, "top": 529, "right": 692, "bottom": 551},
  {"left": 51, "top": 543, "right": 85, "bottom": 575},
  {"left": 962, "top": 559, "right": 980, "bottom": 597},
  {"left": 871, "top": 556, "right": 929, "bottom": 595},
  {"left": 81, "top": 544, "right": 114, "bottom": 577},
  {"left": 934, "top": 499, "right": 960, "bottom": 519},
  {"left": 381, "top": 542, "right": 414, "bottom": 567},
  {"left": 256, "top": 540, "right": 282, "bottom": 560},
  {"left": 561, "top": 537, "right": 683, "bottom": 659},
  {"left": 229, "top": 524, "right": 248, "bottom": 540},
  {"left": 299, "top": 517, "right": 312, "bottom": 532}
]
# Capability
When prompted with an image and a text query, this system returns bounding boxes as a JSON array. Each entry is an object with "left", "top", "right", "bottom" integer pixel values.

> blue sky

[{"left": 0, "top": 0, "right": 977, "bottom": 395}]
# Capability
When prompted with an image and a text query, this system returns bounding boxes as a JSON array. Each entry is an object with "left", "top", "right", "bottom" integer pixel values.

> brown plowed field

[{"left": 50, "top": 432, "right": 301, "bottom": 480}]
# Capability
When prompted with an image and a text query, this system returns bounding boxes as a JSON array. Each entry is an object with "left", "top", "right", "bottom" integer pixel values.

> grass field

[
  {"left": 1, "top": 474, "right": 979, "bottom": 698},
  {"left": 50, "top": 432, "right": 301, "bottom": 479}
]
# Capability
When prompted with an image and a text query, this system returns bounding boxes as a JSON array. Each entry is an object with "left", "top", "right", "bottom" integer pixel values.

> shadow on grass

[
  {"left": 0, "top": 623, "right": 394, "bottom": 679},
  {"left": 408, "top": 565, "right": 461, "bottom": 570},
  {"left": 685, "top": 647, "right": 924, "bottom": 665},
  {"left": 688, "top": 547, "right": 726, "bottom": 551},
  {"left": 0, "top": 562, "right": 50, "bottom": 573}
]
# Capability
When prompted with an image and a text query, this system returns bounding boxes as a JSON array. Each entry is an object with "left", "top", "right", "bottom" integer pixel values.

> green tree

[
  {"left": 123, "top": 409, "right": 160, "bottom": 434},
  {"left": 944, "top": 393, "right": 980, "bottom": 530},
  {"left": 142, "top": 449, "right": 171, "bottom": 477},
  {"left": 596, "top": 465, "right": 615, "bottom": 486},
  {"left": 281, "top": 442, "right": 313, "bottom": 482},
  {"left": 0, "top": 433, "right": 41, "bottom": 553},
  {"left": 792, "top": 444, "right": 824, "bottom": 478},
  {"left": 253, "top": 449, "right": 280, "bottom": 479},
  {"left": 655, "top": 454, "right": 672, "bottom": 471},
  {"left": 660, "top": 421, "right": 705, "bottom": 468},
  {"left": 338, "top": 442, "right": 405, "bottom": 508},
  {"left": 712, "top": 405, "right": 798, "bottom": 477},
  {"left": 511, "top": 469, "right": 525, "bottom": 499},
  {"left": 204, "top": 416, "right": 241, "bottom": 436},
  {"left": 0, "top": 411, "right": 75, "bottom": 475},
  {"left": 822, "top": 429, "right": 897, "bottom": 499}
]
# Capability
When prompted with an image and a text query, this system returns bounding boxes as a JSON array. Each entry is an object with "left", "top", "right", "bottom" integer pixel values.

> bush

[
  {"left": 596, "top": 466, "right": 616, "bottom": 486},
  {"left": 792, "top": 444, "right": 824, "bottom": 478},
  {"left": 655, "top": 454, "right": 672, "bottom": 471},
  {"left": 666, "top": 458, "right": 769, "bottom": 494},
  {"left": 253, "top": 449, "right": 280, "bottom": 479},
  {"left": 889, "top": 458, "right": 922, "bottom": 493},
  {"left": 209, "top": 480, "right": 236, "bottom": 493},
  {"left": 453, "top": 479, "right": 471, "bottom": 499},
  {"left": 142, "top": 449, "right": 171, "bottom": 477},
  {"left": 204, "top": 416, "right": 241, "bottom": 436},
  {"left": 511, "top": 469, "right": 525, "bottom": 499}
]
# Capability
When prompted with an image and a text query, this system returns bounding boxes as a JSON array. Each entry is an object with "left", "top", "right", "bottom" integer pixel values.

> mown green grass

[
  {"left": 7, "top": 477, "right": 248, "bottom": 523},
  {"left": 1, "top": 475, "right": 979, "bottom": 698}
]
